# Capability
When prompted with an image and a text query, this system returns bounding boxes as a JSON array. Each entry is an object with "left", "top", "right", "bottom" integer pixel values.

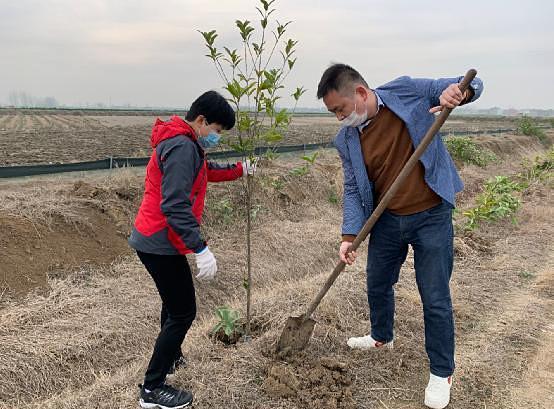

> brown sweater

[{"left": 342, "top": 107, "right": 441, "bottom": 242}]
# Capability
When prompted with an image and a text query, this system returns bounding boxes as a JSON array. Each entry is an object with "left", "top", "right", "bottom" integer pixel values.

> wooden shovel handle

[{"left": 303, "top": 69, "right": 477, "bottom": 320}]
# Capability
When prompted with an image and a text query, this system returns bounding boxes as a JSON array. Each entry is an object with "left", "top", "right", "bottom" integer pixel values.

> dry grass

[
  {"left": 0, "top": 168, "right": 141, "bottom": 230},
  {"left": 0, "top": 262, "right": 159, "bottom": 405},
  {"left": 0, "top": 152, "right": 347, "bottom": 407},
  {"left": 0, "top": 140, "right": 553, "bottom": 408}
]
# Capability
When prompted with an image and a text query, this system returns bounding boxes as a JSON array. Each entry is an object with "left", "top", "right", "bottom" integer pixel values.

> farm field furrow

[{"left": 0, "top": 111, "right": 538, "bottom": 166}]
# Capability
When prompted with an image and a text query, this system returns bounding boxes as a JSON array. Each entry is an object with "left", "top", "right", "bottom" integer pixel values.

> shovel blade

[{"left": 276, "top": 316, "right": 316, "bottom": 354}]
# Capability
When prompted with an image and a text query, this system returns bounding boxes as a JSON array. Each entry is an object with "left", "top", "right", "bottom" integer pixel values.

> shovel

[{"left": 276, "top": 69, "right": 477, "bottom": 354}]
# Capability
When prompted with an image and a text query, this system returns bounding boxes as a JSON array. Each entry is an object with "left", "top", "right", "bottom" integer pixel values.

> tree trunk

[{"left": 245, "top": 173, "right": 252, "bottom": 338}]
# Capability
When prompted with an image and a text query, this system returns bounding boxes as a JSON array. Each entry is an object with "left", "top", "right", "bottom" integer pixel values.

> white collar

[{"left": 357, "top": 91, "right": 384, "bottom": 133}]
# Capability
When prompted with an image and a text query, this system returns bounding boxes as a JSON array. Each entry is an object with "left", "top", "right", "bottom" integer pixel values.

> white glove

[
  {"left": 194, "top": 247, "right": 217, "bottom": 280},
  {"left": 242, "top": 158, "right": 258, "bottom": 177}
]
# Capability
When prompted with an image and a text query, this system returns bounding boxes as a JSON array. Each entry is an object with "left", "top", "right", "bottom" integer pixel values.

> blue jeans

[{"left": 366, "top": 201, "right": 455, "bottom": 377}]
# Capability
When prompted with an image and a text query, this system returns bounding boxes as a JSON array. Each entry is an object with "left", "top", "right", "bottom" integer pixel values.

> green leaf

[
  {"left": 259, "top": 0, "right": 276, "bottom": 11},
  {"left": 274, "top": 109, "right": 290, "bottom": 127},
  {"left": 263, "top": 129, "right": 283, "bottom": 144},
  {"left": 210, "top": 321, "right": 224, "bottom": 335},
  {"left": 204, "top": 44, "right": 223, "bottom": 62},
  {"left": 285, "top": 39, "right": 298, "bottom": 55},
  {"left": 238, "top": 73, "right": 252, "bottom": 84},
  {"left": 224, "top": 80, "right": 242, "bottom": 100},
  {"left": 275, "top": 20, "right": 291, "bottom": 38},
  {"left": 292, "top": 86, "right": 307, "bottom": 101},
  {"left": 198, "top": 30, "right": 218, "bottom": 46},
  {"left": 287, "top": 58, "right": 297, "bottom": 70},
  {"left": 237, "top": 112, "right": 254, "bottom": 132},
  {"left": 223, "top": 47, "right": 241, "bottom": 67},
  {"left": 302, "top": 151, "right": 319, "bottom": 164},
  {"left": 253, "top": 42, "right": 263, "bottom": 56},
  {"left": 236, "top": 20, "right": 255, "bottom": 41},
  {"left": 211, "top": 306, "right": 241, "bottom": 338},
  {"left": 290, "top": 165, "right": 309, "bottom": 176}
]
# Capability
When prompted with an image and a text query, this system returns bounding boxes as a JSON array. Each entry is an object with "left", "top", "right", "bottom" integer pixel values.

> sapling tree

[{"left": 199, "top": 0, "right": 306, "bottom": 337}]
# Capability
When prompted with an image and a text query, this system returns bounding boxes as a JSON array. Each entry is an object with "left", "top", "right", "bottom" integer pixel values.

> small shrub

[
  {"left": 212, "top": 198, "right": 235, "bottom": 224},
  {"left": 290, "top": 151, "right": 319, "bottom": 176},
  {"left": 517, "top": 116, "right": 547, "bottom": 144},
  {"left": 328, "top": 190, "right": 339, "bottom": 205},
  {"left": 301, "top": 151, "right": 319, "bottom": 165},
  {"left": 518, "top": 270, "right": 535, "bottom": 279},
  {"left": 289, "top": 165, "right": 309, "bottom": 176},
  {"left": 270, "top": 177, "right": 284, "bottom": 190},
  {"left": 211, "top": 306, "right": 242, "bottom": 344},
  {"left": 517, "top": 148, "right": 554, "bottom": 185},
  {"left": 445, "top": 135, "right": 496, "bottom": 167},
  {"left": 250, "top": 204, "right": 262, "bottom": 221},
  {"left": 264, "top": 150, "right": 280, "bottom": 161},
  {"left": 463, "top": 176, "right": 524, "bottom": 230}
]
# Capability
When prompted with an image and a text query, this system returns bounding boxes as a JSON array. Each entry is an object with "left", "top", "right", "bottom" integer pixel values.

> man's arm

[
  {"left": 411, "top": 75, "right": 483, "bottom": 110},
  {"left": 336, "top": 146, "right": 365, "bottom": 242},
  {"left": 159, "top": 141, "right": 206, "bottom": 253},
  {"left": 207, "top": 161, "right": 243, "bottom": 182}
]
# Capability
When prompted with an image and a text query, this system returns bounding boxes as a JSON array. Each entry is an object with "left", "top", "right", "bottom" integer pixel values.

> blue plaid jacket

[{"left": 334, "top": 75, "right": 483, "bottom": 237}]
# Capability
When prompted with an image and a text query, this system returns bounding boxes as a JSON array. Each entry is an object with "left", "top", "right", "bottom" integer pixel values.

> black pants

[{"left": 137, "top": 251, "right": 197, "bottom": 389}]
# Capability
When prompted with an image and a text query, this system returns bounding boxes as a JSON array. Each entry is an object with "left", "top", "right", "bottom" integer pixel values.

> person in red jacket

[{"left": 129, "top": 90, "right": 255, "bottom": 409}]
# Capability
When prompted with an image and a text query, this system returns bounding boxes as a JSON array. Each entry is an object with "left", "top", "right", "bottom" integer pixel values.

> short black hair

[
  {"left": 316, "top": 63, "right": 369, "bottom": 99},
  {"left": 185, "top": 90, "right": 235, "bottom": 130}
]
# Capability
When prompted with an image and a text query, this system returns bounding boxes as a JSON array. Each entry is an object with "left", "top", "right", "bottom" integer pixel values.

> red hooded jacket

[{"left": 129, "top": 115, "right": 243, "bottom": 255}]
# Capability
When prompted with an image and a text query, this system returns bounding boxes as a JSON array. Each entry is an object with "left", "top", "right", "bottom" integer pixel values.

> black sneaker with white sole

[{"left": 139, "top": 383, "right": 193, "bottom": 409}]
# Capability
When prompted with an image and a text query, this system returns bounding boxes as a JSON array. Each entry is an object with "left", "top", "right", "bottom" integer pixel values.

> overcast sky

[{"left": 1, "top": 0, "right": 553, "bottom": 109}]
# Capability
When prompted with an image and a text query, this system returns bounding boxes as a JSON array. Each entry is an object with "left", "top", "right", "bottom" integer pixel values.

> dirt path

[
  {"left": 453, "top": 232, "right": 553, "bottom": 408},
  {"left": 508, "top": 264, "right": 554, "bottom": 408}
]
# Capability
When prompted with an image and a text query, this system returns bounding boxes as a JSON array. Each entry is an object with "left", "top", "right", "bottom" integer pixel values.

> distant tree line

[{"left": 7, "top": 91, "right": 59, "bottom": 108}]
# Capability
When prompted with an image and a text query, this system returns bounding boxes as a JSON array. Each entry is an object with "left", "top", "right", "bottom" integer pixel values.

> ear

[
  {"left": 193, "top": 115, "right": 205, "bottom": 127},
  {"left": 355, "top": 85, "right": 369, "bottom": 101}
]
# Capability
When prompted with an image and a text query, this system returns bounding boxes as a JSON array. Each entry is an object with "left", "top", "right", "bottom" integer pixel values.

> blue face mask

[{"left": 199, "top": 131, "right": 221, "bottom": 149}]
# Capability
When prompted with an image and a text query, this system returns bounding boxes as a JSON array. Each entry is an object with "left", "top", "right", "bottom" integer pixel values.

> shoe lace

[{"left": 151, "top": 384, "right": 181, "bottom": 404}]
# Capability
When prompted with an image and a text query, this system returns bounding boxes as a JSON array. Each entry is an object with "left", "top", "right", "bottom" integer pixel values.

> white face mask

[{"left": 340, "top": 101, "right": 368, "bottom": 128}]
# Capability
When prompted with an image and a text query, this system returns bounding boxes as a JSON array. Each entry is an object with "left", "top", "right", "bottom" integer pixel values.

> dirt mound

[
  {"left": 0, "top": 209, "right": 129, "bottom": 301},
  {"left": 0, "top": 177, "right": 141, "bottom": 302},
  {"left": 263, "top": 356, "right": 354, "bottom": 409},
  {"left": 475, "top": 132, "right": 553, "bottom": 157},
  {"left": 453, "top": 233, "right": 492, "bottom": 259}
]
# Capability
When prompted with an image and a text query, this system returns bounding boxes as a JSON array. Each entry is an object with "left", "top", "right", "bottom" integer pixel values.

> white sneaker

[
  {"left": 424, "top": 373, "right": 452, "bottom": 409},
  {"left": 346, "top": 334, "right": 393, "bottom": 350}
]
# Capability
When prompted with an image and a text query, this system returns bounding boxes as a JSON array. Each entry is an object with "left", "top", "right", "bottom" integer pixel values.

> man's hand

[
  {"left": 339, "top": 241, "right": 357, "bottom": 265},
  {"left": 194, "top": 247, "right": 217, "bottom": 280},
  {"left": 429, "top": 83, "right": 468, "bottom": 114},
  {"left": 242, "top": 158, "right": 258, "bottom": 177}
]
